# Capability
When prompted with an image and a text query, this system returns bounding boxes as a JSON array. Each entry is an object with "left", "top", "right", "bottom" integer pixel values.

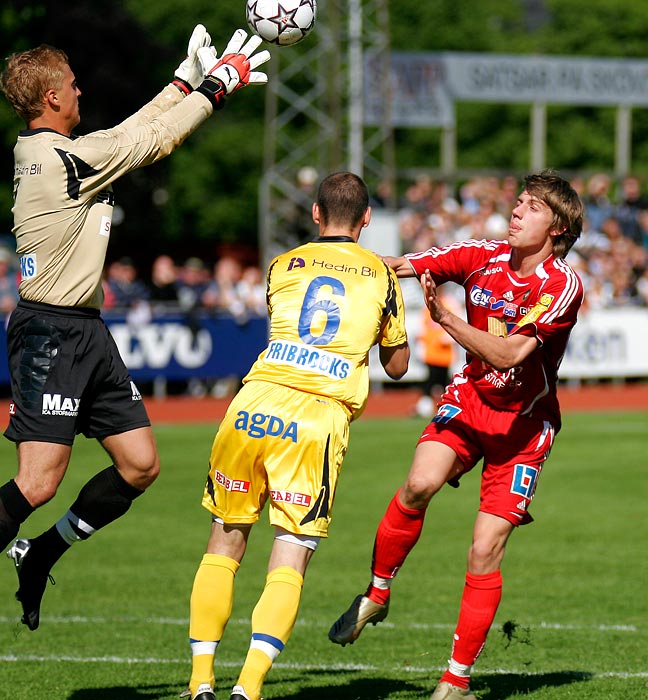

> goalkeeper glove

[
  {"left": 195, "top": 29, "right": 271, "bottom": 109},
  {"left": 173, "top": 24, "right": 212, "bottom": 95}
]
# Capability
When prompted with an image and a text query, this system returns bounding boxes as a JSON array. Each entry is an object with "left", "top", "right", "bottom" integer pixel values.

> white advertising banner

[
  {"left": 444, "top": 53, "right": 648, "bottom": 107},
  {"left": 364, "top": 51, "right": 648, "bottom": 127},
  {"left": 559, "top": 307, "right": 648, "bottom": 379}
]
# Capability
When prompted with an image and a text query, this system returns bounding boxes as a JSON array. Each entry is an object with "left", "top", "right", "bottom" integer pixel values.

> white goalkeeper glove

[
  {"left": 173, "top": 24, "right": 212, "bottom": 94},
  {"left": 195, "top": 29, "right": 271, "bottom": 108}
]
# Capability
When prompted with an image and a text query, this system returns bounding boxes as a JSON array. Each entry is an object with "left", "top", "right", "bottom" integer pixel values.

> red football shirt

[{"left": 406, "top": 239, "right": 583, "bottom": 427}]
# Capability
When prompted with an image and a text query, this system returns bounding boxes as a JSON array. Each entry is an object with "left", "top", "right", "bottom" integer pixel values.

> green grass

[{"left": 0, "top": 412, "right": 646, "bottom": 699}]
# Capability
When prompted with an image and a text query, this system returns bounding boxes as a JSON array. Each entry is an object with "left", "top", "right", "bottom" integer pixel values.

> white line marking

[
  {"left": 0, "top": 615, "right": 639, "bottom": 632},
  {"left": 0, "top": 654, "right": 646, "bottom": 679}
]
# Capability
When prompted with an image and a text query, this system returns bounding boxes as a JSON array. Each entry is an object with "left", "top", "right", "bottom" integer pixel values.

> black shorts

[{"left": 4, "top": 299, "right": 150, "bottom": 446}]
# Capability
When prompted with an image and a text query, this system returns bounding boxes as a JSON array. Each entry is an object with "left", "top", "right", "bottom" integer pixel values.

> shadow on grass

[
  {"left": 265, "top": 668, "right": 595, "bottom": 699},
  {"left": 277, "top": 674, "right": 426, "bottom": 699},
  {"left": 476, "top": 670, "right": 594, "bottom": 698},
  {"left": 68, "top": 685, "right": 176, "bottom": 700},
  {"left": 65, "top": 670, "right": 595, "bottom": 699}
]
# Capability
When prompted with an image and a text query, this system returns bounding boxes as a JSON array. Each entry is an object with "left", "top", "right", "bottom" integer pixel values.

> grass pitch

[{"left": 0, "top": 411, "right": 645, "bottom": 699}]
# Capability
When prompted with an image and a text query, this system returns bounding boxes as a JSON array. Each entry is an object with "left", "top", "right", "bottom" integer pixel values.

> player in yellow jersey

[{"left": 184, "top": 172, "right": 410, "bottom": 700}]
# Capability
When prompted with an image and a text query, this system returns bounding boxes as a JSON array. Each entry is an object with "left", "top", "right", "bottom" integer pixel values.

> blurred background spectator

[
  {"left": 149, "top": 254, "right": 180, "bottom": 310},
  {"left": 202, "top": 255, "right": 246, "bottom": 321},
  {"left": 106, "top": 257, "right": 151, "bottom": 310},
  {"left": 0, "top": 247, "right": 19, "bottom": 320},
  {"left": 176, "top": 257, "right": 210, "bottom": 315}
]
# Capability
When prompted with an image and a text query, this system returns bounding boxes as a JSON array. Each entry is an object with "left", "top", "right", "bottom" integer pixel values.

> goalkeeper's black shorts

[{"left": 4, "top": 299, "right": 150, "bottom": 445}]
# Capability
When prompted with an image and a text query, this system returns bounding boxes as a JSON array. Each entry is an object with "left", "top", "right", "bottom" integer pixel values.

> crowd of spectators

[
  {"left": 1, "top": 170, "right": 646, "bottom": 323},
  {"left": 391, "top": 172, "right": 648, "bottom": 310},
  {"left": 101, "top": 254, "right": 268, "bottom": 324}
]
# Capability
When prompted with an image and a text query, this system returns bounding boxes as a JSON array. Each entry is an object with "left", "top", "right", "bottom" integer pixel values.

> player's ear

[
  {"left": 44, "top": 88, "right": 59, "bottom": 108},
  {"left": 362, "top": 206, "right": 372, "bottom": 228},
  {"left": 312, "top": 202, "right": 320, "bottom": 224}
]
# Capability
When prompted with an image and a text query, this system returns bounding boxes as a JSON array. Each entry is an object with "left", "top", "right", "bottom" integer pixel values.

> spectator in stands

[
  {"left": 149, "top": 254, "right": 180, "bottom": 309},
  {"left": 202, "top": 255, "right": 246, "bottom": 321},
  {"left": 0, "top": 247, "right": 19, "bottom": 318},
  {"left": 177, "top": 257, "right": 210, "bottom": 313},
  {"left": 106, "top": 257, "right": 151, "bottom": 309},
  {"left": 636, "top": 267, "right": 648, "bottom": 305},
  {"left": 582, "top": 172, "right": 614, "bottom": 232},
  {"left": 497, "top": 175, "right": 519, "bottom": 218},
  {"left": 239, "top": 266, "right": 267, "bottom": 317},
  {"left": 615, "top": 175, "right": 648, "bottom": 246}
]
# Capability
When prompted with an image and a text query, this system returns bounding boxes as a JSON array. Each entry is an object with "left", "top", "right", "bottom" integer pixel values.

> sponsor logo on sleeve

[
  {"left": 516, "top": 294, "right": 554, "bottom": 326},
  {"left": 20, "top": 254, "right": 37, "bottom": 279}
]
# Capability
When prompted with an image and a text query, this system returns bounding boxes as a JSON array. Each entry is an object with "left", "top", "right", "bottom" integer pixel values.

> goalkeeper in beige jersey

[{"left": 0, "top": 26, "right": 270, "bottom": 633}]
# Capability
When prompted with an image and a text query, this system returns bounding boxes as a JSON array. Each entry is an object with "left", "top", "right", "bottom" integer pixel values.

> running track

[{"left": 144, "top": 383, "right": 648, "bottom": 424}]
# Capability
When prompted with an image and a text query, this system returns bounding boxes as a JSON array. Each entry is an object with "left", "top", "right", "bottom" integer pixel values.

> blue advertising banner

[{"left": 0, "top": 312, "right": 270, "bottom": 386}]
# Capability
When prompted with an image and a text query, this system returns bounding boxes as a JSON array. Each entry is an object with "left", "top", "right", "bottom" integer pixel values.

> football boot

[
  {"left": 430, "top": 681, "right": 477, "bottom": 699},
  {"left": 328, "top": 593, "right": 389, "bottom": 645},
  {"left": 6, "top": 538, "right": 55, "bottom": 631}
]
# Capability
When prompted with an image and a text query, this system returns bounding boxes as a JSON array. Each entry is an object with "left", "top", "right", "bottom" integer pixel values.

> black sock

[
  {"left": 69, "top": 465, "right": 143, "bottom": 531},
  {"left": 0, "top": 480, "right": 34, "bottom": 550},
  {"left": 32, "top": 466, "right": 144, "bottom": 571}
]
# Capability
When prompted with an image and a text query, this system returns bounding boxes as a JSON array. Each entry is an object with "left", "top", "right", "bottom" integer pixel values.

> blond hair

[{"left": 1, "top": 44, "right": 69, "bottom": 124}]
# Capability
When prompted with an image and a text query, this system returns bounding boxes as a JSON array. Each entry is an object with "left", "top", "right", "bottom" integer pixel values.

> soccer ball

[{"left": 246, "top": 0, "right": 317, "bottom": 47}]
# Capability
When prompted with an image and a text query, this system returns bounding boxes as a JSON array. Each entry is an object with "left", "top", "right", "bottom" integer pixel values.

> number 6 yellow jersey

[{"left": 244, "top": 237, "right": 408, "bottom": 419}]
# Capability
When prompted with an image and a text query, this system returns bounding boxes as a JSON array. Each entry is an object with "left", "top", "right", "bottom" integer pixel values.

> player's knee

[
  {"left": 467, "top": 538, "right": 504, "bottom": 572},
  {"left": 116, "top": 450, "right": 160, "bottom": 490},
  {"left": 401, "top": 476, "right": 439, "bottom": 508},
  {"left": 137, "top": 452, "right": 160, "bottom": 488},
  {"left": 18, "top": 478, "right": 58, "bottom": 509}
]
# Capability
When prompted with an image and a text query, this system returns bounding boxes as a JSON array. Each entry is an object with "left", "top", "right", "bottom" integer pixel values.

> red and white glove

[
  {"left": 196, "top": 29, "right": 271, "bottom": 108},
  {"left": 173, "top": 24, "right": 212, "bottom": 95}
]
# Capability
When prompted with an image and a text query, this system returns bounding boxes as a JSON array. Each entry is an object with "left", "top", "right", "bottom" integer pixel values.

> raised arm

[{"left": 382, "top": 255, "right": 416, "bottom": 278}]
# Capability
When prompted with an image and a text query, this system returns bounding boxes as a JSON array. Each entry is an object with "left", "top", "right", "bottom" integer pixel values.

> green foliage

[{"left": 0, "top": 409, "right": 645, "bottom": 699}]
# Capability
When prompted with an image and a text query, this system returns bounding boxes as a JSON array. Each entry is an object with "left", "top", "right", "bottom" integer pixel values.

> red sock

[
  {"left": 366, "top": 490, "right": 426, "bottom": 604},
  {"left": 440, "top": 570, "right": 503, "bottom": 688}
]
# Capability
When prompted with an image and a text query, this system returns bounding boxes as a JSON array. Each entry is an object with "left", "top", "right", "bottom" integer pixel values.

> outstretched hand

[
  {"left": 174, "top": 24, "right": 213, "bottom": 93},
  {"left": 199, "top": 29, "right": 271, "bottom": 95}
]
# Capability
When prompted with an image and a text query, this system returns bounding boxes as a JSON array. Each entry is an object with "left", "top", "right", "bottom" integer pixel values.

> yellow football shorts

[{"left": 202, "top": 380, "right": 350, "bottom": 538}]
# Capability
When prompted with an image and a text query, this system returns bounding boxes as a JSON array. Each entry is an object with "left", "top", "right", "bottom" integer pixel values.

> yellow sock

[
  {"left": 236, "top": 566, "right": 304, "bottom": 700},
  {"left": 189, "top": 553, "right": 239, "bottom": 696}
]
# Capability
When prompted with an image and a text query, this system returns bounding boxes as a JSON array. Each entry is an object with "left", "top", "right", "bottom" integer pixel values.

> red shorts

[{"left": 418, "top": 380, "right": 556, "bottom": 525}]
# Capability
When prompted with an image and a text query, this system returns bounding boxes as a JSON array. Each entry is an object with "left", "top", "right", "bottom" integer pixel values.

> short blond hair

[{"left": 1, "top": 44, "right": 69, "bottom": 124}]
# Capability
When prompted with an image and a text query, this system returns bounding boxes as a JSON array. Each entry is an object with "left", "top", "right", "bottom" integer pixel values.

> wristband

[
  {"left": 196, "top": 76, "right": 227, "bottom": 110},
  {"left": 172, "top": 78, "right": 193, "bottom": 96}
]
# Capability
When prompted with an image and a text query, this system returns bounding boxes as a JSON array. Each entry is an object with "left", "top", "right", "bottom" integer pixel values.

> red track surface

[{"left": 144, "top": 383, "right": 648, "bottom": 424}]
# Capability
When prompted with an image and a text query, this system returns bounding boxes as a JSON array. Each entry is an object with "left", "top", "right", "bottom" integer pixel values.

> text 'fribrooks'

[{"left": 264, "top": 340, "right": 350, "bottom": 379}]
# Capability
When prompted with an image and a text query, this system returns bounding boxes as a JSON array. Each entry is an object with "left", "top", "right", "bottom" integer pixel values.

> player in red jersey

[{"left": 328, "top": 171, "right": 584, "bottom": 700}]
